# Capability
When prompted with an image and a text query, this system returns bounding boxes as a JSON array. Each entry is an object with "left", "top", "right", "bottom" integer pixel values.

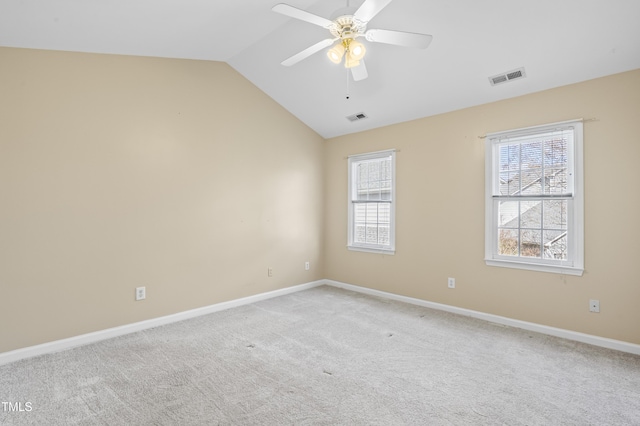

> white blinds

[
  {"left": 354, "top": 157, "right": 392, "bottom": 201},
  {"left": 492, "top": 127, "right": 574, "bottom": 198}
]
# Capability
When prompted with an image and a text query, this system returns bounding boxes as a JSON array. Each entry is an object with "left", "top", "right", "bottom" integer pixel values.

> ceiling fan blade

[
  {"left": 272, "top": 3, "right": 333, "bottom": 28},
  {"left": 351, "top": 60, "right": 368, "bottom": 81},
  {"left": 281, "top": 38, "right": 336, "bottom": 66},
  {"left": 365, "top": 29, "right": 433, "bottom": 49},
  {"left": 354, "top": 0, "right": 393, "bottom": 23}
]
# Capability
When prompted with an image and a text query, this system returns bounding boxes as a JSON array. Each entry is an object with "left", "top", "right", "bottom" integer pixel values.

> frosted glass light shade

[
  {"left": 327, "top": 44, "right": 345, "bottom": 64},
  {"left": 349, "top": 40, "right": 366, "bottom": 61}
]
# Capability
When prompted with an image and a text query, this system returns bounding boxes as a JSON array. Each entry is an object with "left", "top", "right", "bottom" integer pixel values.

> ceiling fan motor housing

[{"left": 329, "top": 15, "right": 367, "bottom": 39}]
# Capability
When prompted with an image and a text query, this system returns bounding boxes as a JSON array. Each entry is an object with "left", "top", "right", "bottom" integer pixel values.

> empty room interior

[{"left": 1, "top": 0, "right": 639, "bottom": 424}]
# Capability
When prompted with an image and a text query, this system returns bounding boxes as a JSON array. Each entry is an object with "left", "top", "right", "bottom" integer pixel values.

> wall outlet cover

[{"left": 136, "top": 287, "right": 146, "bottom": 301}]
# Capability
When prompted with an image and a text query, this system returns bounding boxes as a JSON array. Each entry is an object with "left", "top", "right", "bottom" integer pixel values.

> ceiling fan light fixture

[
  {"left": 344, "top": 55, "right": 360, "bottom": 69},
  {"left": 327, "top": 43, "right": 345, "bottom": 64},
  {"left": 349, "top": 40, "right": 366, "bottom": 61}
]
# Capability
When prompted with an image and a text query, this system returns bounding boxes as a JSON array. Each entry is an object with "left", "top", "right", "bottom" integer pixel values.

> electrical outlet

[
  {"left": 305, "top": 261, "right": 310, "bottom": 271},
  {"left": 268, "top": 267, "right": 273, "bottom": 277},
  {"left": 589, "top": 299, "right": 600, "bottom": 313},
  {"left": 448, "top": 277, "right": 455, "bottom": 289},
  {"left": 135, "top": 286, "right": 146, "bottom": 301}
]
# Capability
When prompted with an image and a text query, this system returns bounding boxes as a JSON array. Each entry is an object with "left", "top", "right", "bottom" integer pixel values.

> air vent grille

[
  {"left": 506, "top": 70, "right": 522, "bottom": 80},
  {"left": 491, "top": 75, "right": 508, "bottom": 85},
  {"left": 346, "top": 112, "right": 368, "bottom": 122},
  {"left": 489, "top": 67, "right": 526, "bottom": 86}
]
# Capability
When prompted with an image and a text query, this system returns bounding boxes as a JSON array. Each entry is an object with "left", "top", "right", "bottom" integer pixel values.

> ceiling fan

[{"left": 272, "top": 0, "right": 433, "bottom": 81}]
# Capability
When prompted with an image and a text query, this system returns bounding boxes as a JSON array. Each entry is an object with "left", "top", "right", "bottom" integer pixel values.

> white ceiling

[{"left": 2, "top": 0, "right": 640, "bottom": 138}]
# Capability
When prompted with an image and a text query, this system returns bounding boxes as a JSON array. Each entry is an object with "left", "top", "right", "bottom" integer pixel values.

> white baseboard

[
  {"left": 0, "top": 280, "right": 325, "bottom": 366},
  {"left": 324, "top": 279, "right": 640, "bottom": 356},
  {"left": 3, "top": 278, "right": 638, "bottom": 366}
]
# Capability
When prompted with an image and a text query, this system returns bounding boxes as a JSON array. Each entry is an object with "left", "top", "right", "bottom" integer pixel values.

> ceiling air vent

[
  {"left": 489, "top": 67, "right": 526, "bottom": 86},
  {"left": 346, "top": 112, "right": 368, "bottom": 122}
]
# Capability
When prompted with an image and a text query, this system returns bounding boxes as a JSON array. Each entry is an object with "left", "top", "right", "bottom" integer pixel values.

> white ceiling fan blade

[
  {"left": 365, "top": 29, "right": 433, "bottom": 49},
  {"left": 354, "top": 0, "right": 393, "bottom": 23},
  {"left": 281, "top": 38, "right": 336, "bottom": 66},
  {"left": 351, "top": 60, "right": 368, "bottom": 81},
  {"left": 272, "top": 3, "right": 333, "bottom": 28}
]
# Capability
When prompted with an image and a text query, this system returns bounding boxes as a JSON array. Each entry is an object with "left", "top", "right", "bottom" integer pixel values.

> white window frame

[
  {"left": 348, "top": 149, "right": 396, "bottom": 254},
  {"left": 485, "top": 119, "right": 584, "bottom": 275}
]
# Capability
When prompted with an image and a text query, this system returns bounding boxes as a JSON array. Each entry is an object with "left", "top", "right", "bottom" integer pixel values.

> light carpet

[{"left": 1, "top": 285, "right": 639, "bottom": 425}]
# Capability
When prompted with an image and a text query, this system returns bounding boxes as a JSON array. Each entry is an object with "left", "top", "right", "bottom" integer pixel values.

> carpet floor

[{"left": 1, "top": 285, "right": 639, "bottom": 425}]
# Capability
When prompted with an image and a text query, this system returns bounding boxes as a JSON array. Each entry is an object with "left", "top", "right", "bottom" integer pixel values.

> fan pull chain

[{"left": 346, "top": 68, "right": 350, "bottom": 100}]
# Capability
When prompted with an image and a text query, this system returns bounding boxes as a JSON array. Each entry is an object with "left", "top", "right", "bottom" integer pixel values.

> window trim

[
  {"left": 484, "top": 119, "right": 584, "bottom": 276},
  {"left": 347, "top": 149, "right": 396, "bottom": 255}
]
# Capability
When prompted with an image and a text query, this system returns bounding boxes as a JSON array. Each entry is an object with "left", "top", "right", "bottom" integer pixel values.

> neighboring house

[{"left": 498, "top": 148, "right": 568, "bottom": 260}]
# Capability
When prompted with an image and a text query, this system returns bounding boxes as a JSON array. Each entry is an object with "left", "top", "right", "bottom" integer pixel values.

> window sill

[
  {"left": 485, "top": 259, "right": 583, "bottom": 276},
  {"left": 348, "top": 246, "right": 395, "bottom": 255}
]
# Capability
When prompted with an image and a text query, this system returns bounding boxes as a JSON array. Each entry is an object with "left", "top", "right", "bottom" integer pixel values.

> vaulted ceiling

[{"left": 2, "top": 0, "right": 639, "bottom": 138}]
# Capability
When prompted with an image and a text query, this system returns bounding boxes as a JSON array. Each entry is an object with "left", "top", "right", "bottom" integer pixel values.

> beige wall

[
  {"left": 1, "top": 46, "right": 638, "bottom": 354},
  {"left": 324, "top": 69, "right": 640, "bottom": 345},
  {"left": 0, "top": 47, "right": 325, "bottom": 353}
]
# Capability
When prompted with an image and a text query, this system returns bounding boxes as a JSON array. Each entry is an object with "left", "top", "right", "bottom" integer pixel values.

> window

[
  {"left": 348, "top": 150, "right": 396, "bottom": 254},
  {"left": 485, "top": 120, "right": 583, "bottom": 275}
]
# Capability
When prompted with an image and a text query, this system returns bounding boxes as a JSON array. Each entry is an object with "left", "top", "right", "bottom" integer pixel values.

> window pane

[
  {"left": 521, "top": 141, "right": 542, "bottom": 170},
  {"left": 543, "top": 230, "right": 567, "bottom": 260},
  {"left": 520, "top": 169, "right": 542, "bottom": 195},
  {"left": 366, "top": 224, "right": 378, "bottom": 244},
  {"left": 498, "top": 229, "right": 519, "bottom": 256},
  {"left": 354, "top": 203, "right": 366, "bottom": 222},
  {"left": 356, "top": 163, "right": 368, "bottom": 200},
  {"left": 499, "top": 172, "right": 520, "bottom": 196},
  {"left": 498, "top": 201, "right": 519, "bottom": 227},
  {"left": 543, "top": 200, "right": 567, "bottom": 229},
  {"left": 543, "top": 138, "right": 567, "bottom": 168},
  {"left": 381, "top": 181, "right": 392, "bottom": 200},
  {"left": 520, "top": 200, "right": 541, "bottom": 228},
  {"left": 381, "top": 159, "right": 391, "bottom": 181},
  {"left": 366, "top": 203, "right": 378, "bottom": 223},
  {"left": 355, "top": 224, "right": 366, "bottom": 244},
  {"left": 378, "top": 203, "right": 390, "bottom": 224},
  {"left": 368, "top": 161, "right": 380, "bottom": 186},
  {"left": 544, "top": 167, "right": 568, "bottom": 194},
  {"left": 368, "top": 161, "right": 381, "bottom": 200},
  {"left": 499, "top": 144, "right": 520, "bottom": 171},
  {"left": 354, "top": 203, "right": 367, "bottom": 244},
  {"left": 378, "top": 225, "right": 390, "bottom": 245},
  {"left": 520, "top": 229, "right": 541, "bottom": 258}
]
